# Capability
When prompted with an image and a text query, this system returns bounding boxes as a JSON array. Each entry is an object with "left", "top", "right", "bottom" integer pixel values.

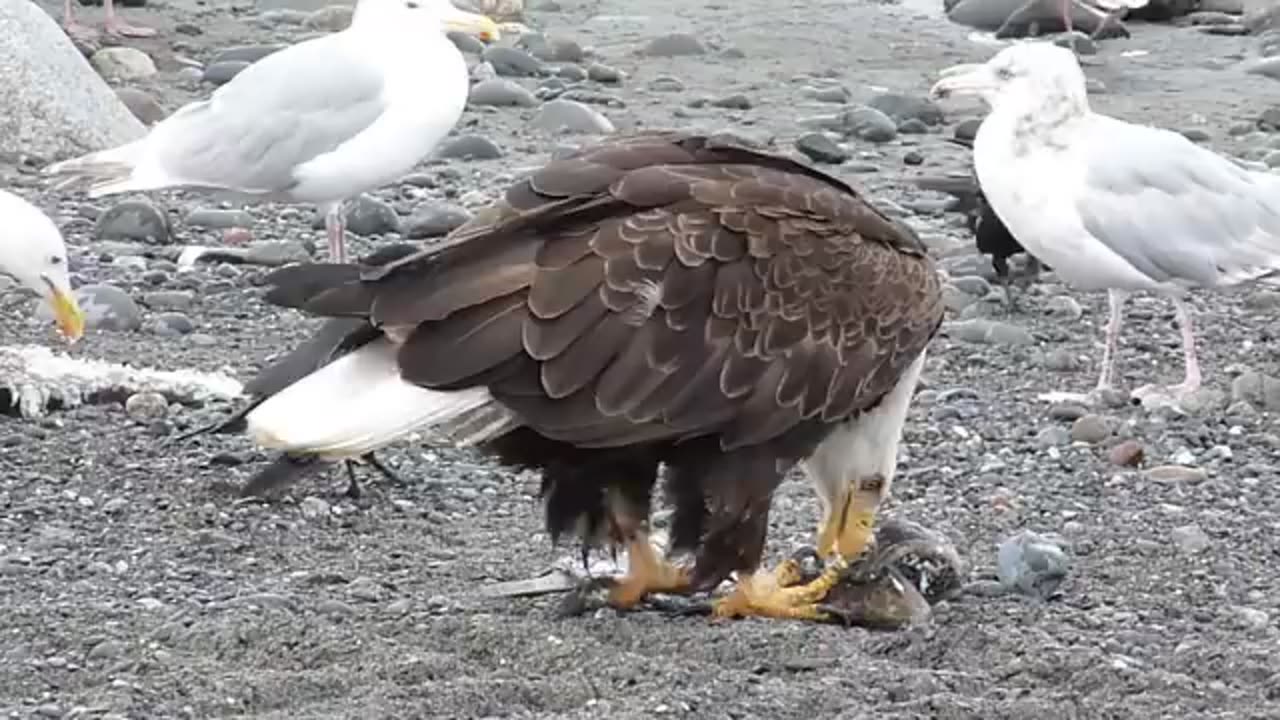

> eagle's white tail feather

[{"left": 245, "top": 338, "right": 501, "bottom": 459}]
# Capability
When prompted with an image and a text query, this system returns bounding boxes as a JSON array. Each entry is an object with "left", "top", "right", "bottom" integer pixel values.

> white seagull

[
  {"left": 0, "top": 189, "right": 85, "bottom": 343},
  {"left": 44, "top": 0, "right": 499, "bottom": 265},
  {"left": 931, "top": 42, "right": 1280, "bottom": 407}
]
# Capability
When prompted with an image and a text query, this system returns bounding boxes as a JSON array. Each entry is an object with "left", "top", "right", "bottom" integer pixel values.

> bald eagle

[{"left": 242, "top": 131, "right": 945, "bottom": 620}]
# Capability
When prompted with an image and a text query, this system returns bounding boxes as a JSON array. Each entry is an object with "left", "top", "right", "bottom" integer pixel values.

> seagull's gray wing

[
  {"left": 1075, "top": 116, "right": 1280, "bottom": 288},
  {"left": 145, "top": 37, "right": 388, "bottom": 196}
]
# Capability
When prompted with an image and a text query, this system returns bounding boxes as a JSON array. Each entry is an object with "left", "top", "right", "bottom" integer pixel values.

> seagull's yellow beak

[
  {"left": 44, "top": 279, "right": 85, "bottom": 343},
  {"left": 930, "top": 63, "right": 992, "bottom": 100},
  {"left": 443, "top": 6, "right": 500, "bottom": 43}
]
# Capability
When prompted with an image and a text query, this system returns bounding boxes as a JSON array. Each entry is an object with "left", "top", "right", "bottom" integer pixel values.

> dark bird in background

[
  {"left": 915, "top": 136, "right": 1047, "bottom": 310},
  {"left": 238, "top": 130, "right": 946, "bottom": 622},
  {"left": 171, "top": 244, "right": 422, "bottom": 499}
]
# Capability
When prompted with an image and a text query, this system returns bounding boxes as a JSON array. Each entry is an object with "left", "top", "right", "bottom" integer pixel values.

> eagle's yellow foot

[
  {"left": 711, "top": 561, "right": 847, "bottom": 621},
  {"left": 607, "top": 535, "right": 691, "bottom": 609},
  {"left": 816, "top": 475, "right": 885, "bottom": 562}
]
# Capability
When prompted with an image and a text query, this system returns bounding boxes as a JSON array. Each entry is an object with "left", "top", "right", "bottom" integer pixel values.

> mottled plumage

[{"left": 253, "top": 131, "right": 944, "bottom": 615}]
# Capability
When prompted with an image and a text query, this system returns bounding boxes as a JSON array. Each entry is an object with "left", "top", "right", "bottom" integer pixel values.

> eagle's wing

[{"left": 265, "top": 131, "right": 944, "bottom": 451}]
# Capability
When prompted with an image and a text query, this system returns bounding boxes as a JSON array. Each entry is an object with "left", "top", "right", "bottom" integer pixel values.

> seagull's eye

[
  {"left": 405, "top": 1, "right": 419, "bottom": 7},
  {"left": 995, "top": 67, "right": 1014, "bottom": 81},
  {"left": 49, "top": 255, "right": 63, "bottom": 266}
]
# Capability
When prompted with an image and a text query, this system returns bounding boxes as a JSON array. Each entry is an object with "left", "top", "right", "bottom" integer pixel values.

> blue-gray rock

[
  {"left": 141, "top": 291, "right": 195, "bottom": 311},
  {"left": 997, "top": 530, "right": 1070, "bottom": 599},
  {"left": 146, "top": 312, "right": 195, "bottom": 336},
  {"left": 643, "top": 33, "right": 705, "bottom": 57},
  {"left": 648, "top": 76, "right": 685, "bottom": 92},
  {"left": 519, "top": 35, "right": 585, "bottom": 63},
  {"left": 533, "top": 99, "right": 615, "bottom": 134},
  {"left": 556, "top": 65, "right": 588, "bottom": 82},
  {"left": 185, "top": 208, "right": 254, "bottom": 229},
  {"left": 794, "top": 133, "right": 848, "bottom": 164},
  {"left": 587, "top": 63, "right": 624, "bottom": 84},
  {"left": 711, "top": 93, "right": 751, "bottom": 110},
  {"left": 842, "top": 106, "right": 897, "bottom": 143},
  {"left": 202, "top": 61, "right": 250, "bottom": 86},
  {"left": 0, "top": 0, "right": 145, "bottom": 161},
  {"left": 210, "top": 44, "right": 285, "bottom": 65},
  {"left": 437, "top": 135, "right": 504, "bottom": 161},
  {"left": 342, "top": 195, "right": 400, "bottom": 237},
  {"left": 95, "top": 200, "right": 171, "bottom": 244},
  {"left": 469, "top": 78, "right": 539, "bottom": 107},
  {"left": 404, "top": 203, "right": 472, "bottom": 239},
  {"left": 483, "top": 46, "right": 547, "bottom": 77},
  {"left": 36, "top": 283, "right": 143, "bottom": 332},
  {"left": 448, "top": 30, "right": 486, "bottom": 54},
  {"left": 115, "top": 88, "right": 166, "bottom": 126},
  {"left": 866, "top": 92, "right": 944, "bottom": 126}
]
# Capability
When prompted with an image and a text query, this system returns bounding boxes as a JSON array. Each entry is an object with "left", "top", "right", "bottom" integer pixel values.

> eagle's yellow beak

[
  {"left": 46, "top": 283, "right": 85, "bottom": 343},
  {"left": 443, "top": 6, "right": 500, "bottom": 43}
]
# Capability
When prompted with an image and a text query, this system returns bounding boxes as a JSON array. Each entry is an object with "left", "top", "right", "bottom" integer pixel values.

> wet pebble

[
  {"left": 469, "top": 78, "right": 539, "bottom": 106},
  {"left": 794, "top": 133, "right": 848, "bottom": 164},
  {"left": 95, "top": 200, "right": 171, "bottom": 245},
  {"left": 437, "top": 135, "right": 504, "bottom": 161},
  {"left": 404, "top": 203, "right": 472, "bottom": 239},
  {"left": 483, "top": 46, "right": 547, "bottom": 76},
  {"left": 533, "top": 99, "right": 615, "bottom": 133},
  {"left": 342, "top": 195, "right": 400, "bottom": 237},
  {"left": 202, "top": 60, "right": 250, "bottom": 85},
  {"left": 643, "top": 33, "right": 706, "bottom": 57},
  {"left": 996, "top": 530, "right": 1070, "bottom": 599},
  {"left": 842, "top": 105, "right": 897, "bottom": 143}
]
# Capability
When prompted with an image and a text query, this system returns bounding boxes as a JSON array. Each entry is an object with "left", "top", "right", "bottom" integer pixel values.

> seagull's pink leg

[
  {"left": 62, "top": 0, "right": 99, "bottom": 45},
  {"left": 1096, "top": 289, "right": 1127, "bottom": 392},
  {"left": 103, "top": 0, "right": 156, "bottom": 37},
  {"left": 324, "top": 204, "right": 348, "bottom": 264},
  {"left": 1171, "top": 296, "right": 1202, "bottom": 396}
]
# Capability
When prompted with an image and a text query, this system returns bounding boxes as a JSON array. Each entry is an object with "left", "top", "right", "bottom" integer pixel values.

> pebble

[
  {"left": 1143, "top": 465, "right": 1209, "bottom": 483},
  {"left": 146, "top": 312, "right": 195, "bottom": 336},
  {"left": 449, "top": 31, "right": 486, "bottom": 55},
  {"left": 469, "top": 78, "right": 539, "bottom": 106},
  {"left": 533, "top": 99, "right": 615, "bottom": 134},
  {"left": 342, "top": 195, "right": 400, "bottom": 237},
  {"left": 95, "top": 200, "right": 171, "bottom": 244},
  {"left": 643, "top": 33, "right": 706, "bottom": 57},
  {"left": 300, "top": 496, "right": 331, "bottom": 519},
  {"left": 841, "top": 105, "right": 898, "bottom": 143},
  {"left": 482, "top": 46, "right": 547, "bottom": 76},
  {"left": 1108, "top": 440, "right": 1145, "bottom": 467},
  {"left": 348, "top": 577, "right": 386, "bottom": 602},
  {"left": 520, "top": 35, "right": 585, "bottom": 63},
  {"left": 794, "top": 133, "right": 848, "bottom": 164},
  {"left": 648, "top": 76, "right": 684, "bottom": 92},
  {"left": 437, "top": 134, "right": 504, "bottom": 160},
  {"left": 303, "top": 5, "right": 352, "bottom": 31},
  {"left": 201, "top": 60, "right": 250, "bottom": 85},
  {"left": 90, "top": 46, "right": 156, "bottom": 80},
  {"left": 142, "top": 290, "right": 195, "bottom": 311},
  {"left": 586, "top": 63, "right": 623, "bottom": 83},
  {"left": 125, "top": 392, "right": 168, "bottom": 421},
  {"left": 404, "top": 202, "right": 472, "bottom": 239},
  {"left": 1170, "top": 524, "right": 1211, "bottom": 554},
  {"left": 1230, "top": 369, "right": 1280, "bottom": 410},
  {"left": 866, "top": 92, "right": 943, "bottom": 126},
  {"left": 211, "top": 44, "right": 285, "bottom": 65},
  {"left": 115, "top": 87, "right": 166, "bottom": 125},
  {"left": 947, "top": 319, "right": 1034, "bottom": 346},
  {"left": 185, "top": 208, "right": 254, "bottom": 229},
  {"left": 996, "top": 530, "right": 1070, "bottom": 599},
  {"left": 1069, "top": 414, "right": 1110, "bottom": 444}
]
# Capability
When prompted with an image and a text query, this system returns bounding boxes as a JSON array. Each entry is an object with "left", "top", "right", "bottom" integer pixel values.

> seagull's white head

[
  {"left": 930, "top": 42, "right": 1089, "bottom": 117},
  {"left": 352, "top": 0, "right": 500, "bottom": 43},
  {"left": 0, "top": 191, "right": 84, "bottom": 343}
]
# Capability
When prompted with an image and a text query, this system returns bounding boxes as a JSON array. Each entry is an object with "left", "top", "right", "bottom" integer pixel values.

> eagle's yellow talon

[{"left": 606, "top": 534, "right": 691, "bottom": 610}]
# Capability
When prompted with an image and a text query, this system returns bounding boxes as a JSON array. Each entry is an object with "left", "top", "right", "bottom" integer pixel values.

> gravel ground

[{"left": 4, "top": 0, "right": 1280, "bottom": 718}]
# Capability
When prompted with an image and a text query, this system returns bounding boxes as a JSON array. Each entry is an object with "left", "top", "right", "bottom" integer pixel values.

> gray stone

[
  {"left": 95, "top": 200, "right": 172, "bottom": 244},
  {"left": 533, "top": 99, "right": 615, "bottom": 134},
  {"left": 866, "top": 92, "right": 943, "bottom": 126},
  {"left": 185, "top": 208, "right": 254, "bottom": 229},
  {"left": 90, "top": 47, "right": 157, "bottom": 80},
  {"left": 201, "top": 61, "right": 251, "bottom": 86},
  {"left": 342, "top": 195, "right": 400, "bottom": 237},
  {"left": 1069, "top": 414, "right": 1111, "bottom": 444},
  {"left": 482, "top": 46, "right": 547, "bottom": 77},
  {"left": 0, "top": 0, "right": 145, "bottom": 161},
  {"left": 125, "top": 391, "right": 168, "bottom": 421},
  {"left": 1171, "top": 524, "right": 1211, "bottom": 554},
  {"left": 1231, "top": 369, "right": 1280, "bottom": 410},
  {"left": 304, "top": 5, "right": 352, "bottom": 31},
  {"left": 210, "top": 45, "right": 285, "bottom": 65},
  {"left": 436, "top": 134, "right": 504, "bottom": 161},
  {"left": 997, "top": 529, "right": 1070, "bottom": 599},
  {"left": 794, "top": 133, "right": 848, "bottom": 164},
  {"left": 643, "top": 33, "right": 706, "bottom": 57},
  {"left": 468, "top": 78, "right": 538, "bottom": 107},
  {"left": 115, "top": 88, "right": 166, "bottom": 126},
  {"left": 842, "top": 106, "right": 897, "bottom": 143},
  {"left": 404, "top": 203, "right": 472, "bottom": 239},
  {"left": 587, "top": 63, "right": 624, "bottom": 84}
]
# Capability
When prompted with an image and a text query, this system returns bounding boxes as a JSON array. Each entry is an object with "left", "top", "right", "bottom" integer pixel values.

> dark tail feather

[
  {"left": 263, "top": 242, "right": 421, "bottom": 316},
  {"left": 240, "top": 454, "right": 329, "bottom": 498}
]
